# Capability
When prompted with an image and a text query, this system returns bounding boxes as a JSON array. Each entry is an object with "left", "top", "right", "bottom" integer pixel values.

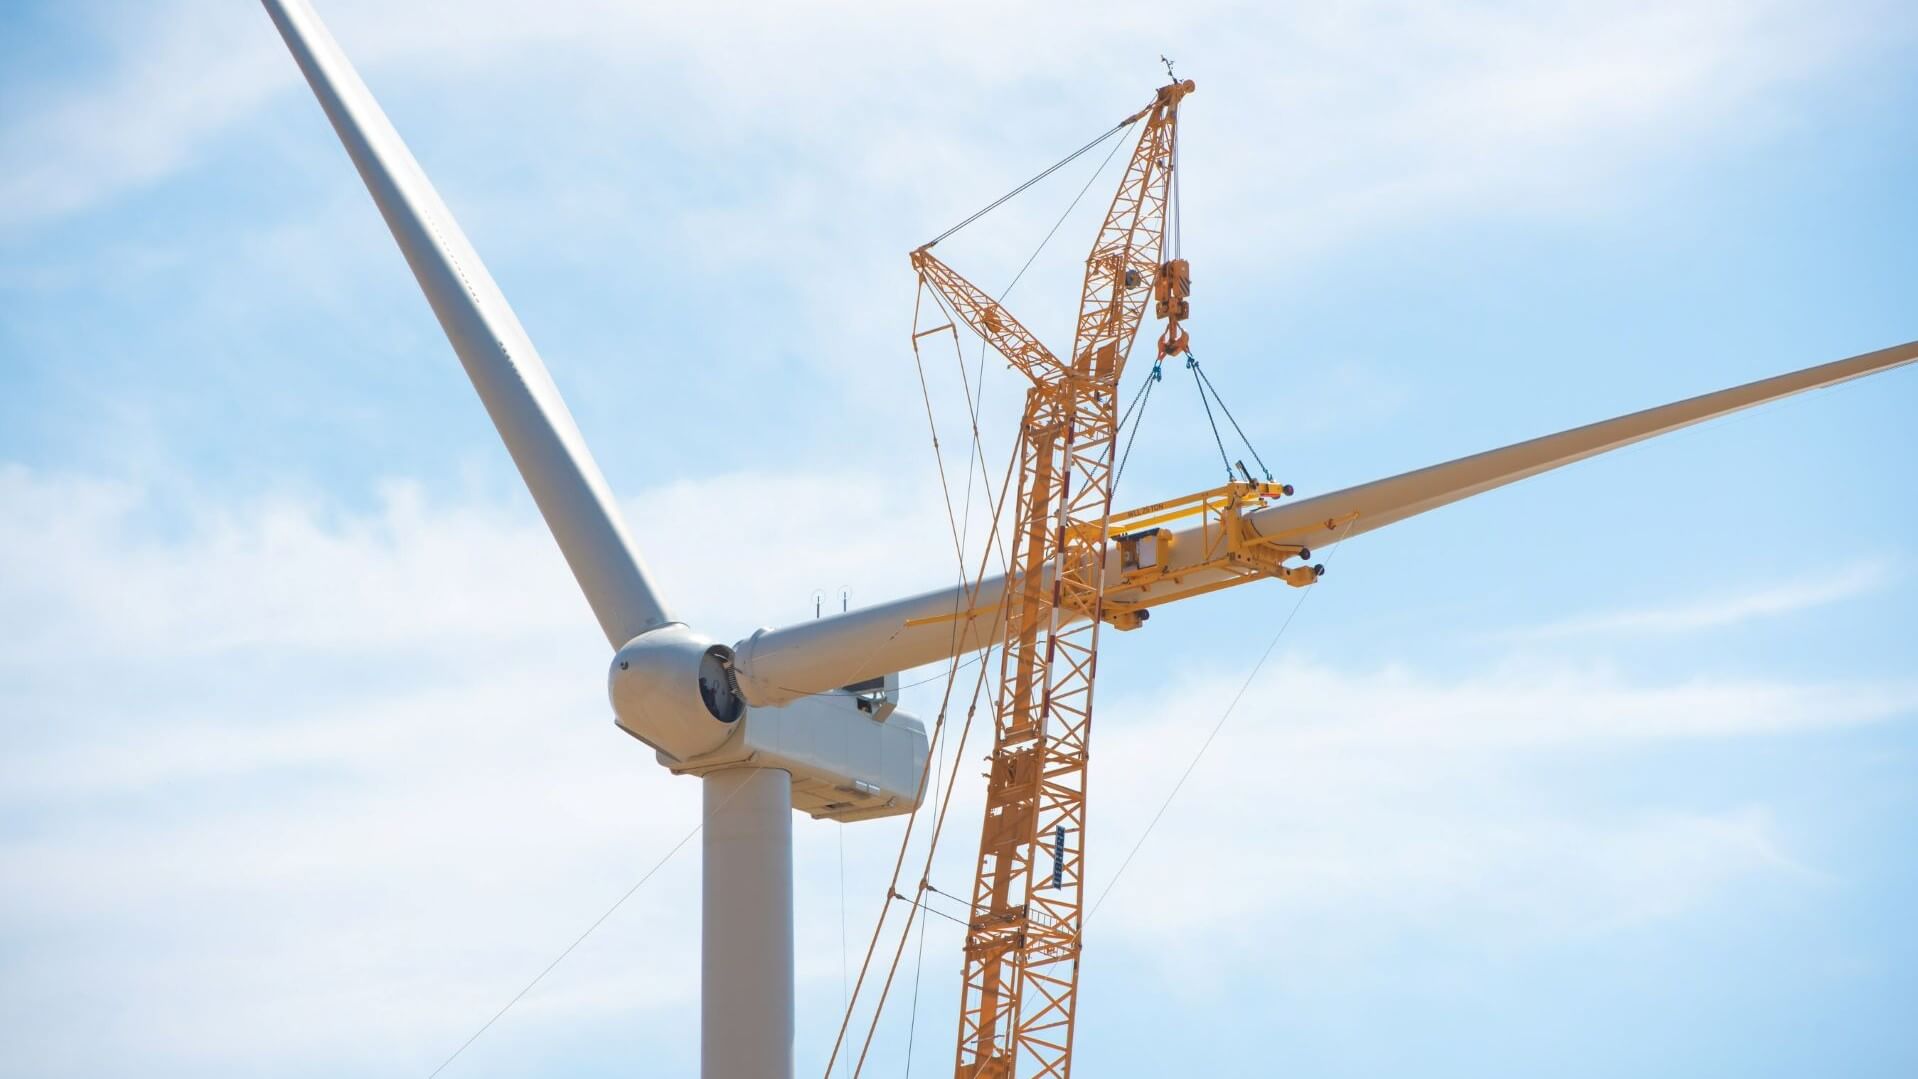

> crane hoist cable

[
  {"left": 1188, "top": 353, "right": 1234, "bottom": 481},
  {"left": 1184, "top": 350, "right": 1275, "bottom": 483},
  {"left": 1113, "top": 358, "right": 1163, "bottom": 495},
  {"left": 1169, "top": 91, "right": 1183, "bottom": 260},
  {"left": 1161, "top": 53, "right": 1184, "bottom": 262},
  {"left": 953, "top": 123, "right": 1135, "bottom": 563},
  {"left": 822, "top": 378, "right": 1021, "bottom": 1079},
  {"left": 921, "top": 115, "right": 1139, "bottom": 249},
  {"left": 1086, "top": 515, "right": 1359, "bottom": 922}
]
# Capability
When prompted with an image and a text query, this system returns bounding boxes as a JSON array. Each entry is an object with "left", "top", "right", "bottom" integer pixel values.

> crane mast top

[{"left": 909, "top": 78, "right": 1196, "bottom": 391}]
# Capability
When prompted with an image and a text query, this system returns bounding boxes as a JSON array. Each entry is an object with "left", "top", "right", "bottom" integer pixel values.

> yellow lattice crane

[
  {"left": 849, "top": 63, "right": 1911, "bottom": 1079},
  {"left": 828, "top": 75, "right": 1330, "bottom": 1079},
  {"left": 913, "top": 75, "right": 1224, "bottom": 1079}
]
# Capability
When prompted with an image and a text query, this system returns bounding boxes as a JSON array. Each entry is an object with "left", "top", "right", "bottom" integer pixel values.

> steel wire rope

[
  {"left": 1190, "top": 354, "right": 1274, "bottom": 481},
  {"left": 851, "top": 126, "right": 1144, "bottom": 1072},
  {"left": 928, "top": 106, "right": 1150, "bottom": 628},
  {"left": 849, "top": 648, "right": 1000, "bottom": 1079},
  {"left": 909, "top": 283, "right": 980, "bottom": 572},
  {"left": 939, "top": 116, "right": 1133, "bottom": 566},
  {"left": 424, "top": 781, "right": 748, "bottom": 1077},
  {"left": 903, "top": 905, "right": 932, "bottom": 1076},
  {"left": 901, "top": 663, "right": 948, "bottom": 1078},
  {"left": 954, "top": 119, "right": 1137, "bottom": 559},
  {"left": 881, "top": 130, "right": 1134, "bottom": 1067},
  {"left": 827, "top": 633, "right": 1000, "bottom": 1079},
  {"left": 898, "top": 891, "right": 975, "bottom": 930},
  {"left": 1188, "top": 356, "right": 1235, "bottom": 480},
  {"left": 919, "top": 284, "right": 1020, "bottom": 587},
  {"left": 1169, "top": 100, "right": 1182, "bottom": 261},
  {"left": 822, "top": 448, "right": 1017, "bottom": 1079},
  {"left": 831, "top": 353, "right": 1022, "bottom": 1074},
  {"left": 832, "top": 418, "right": 1018, "bottom": 1075},
  {"left": 832, "top": 106, "right": 1150, "bottom": 1077},
  {"left": 883, "top": 119, "right": 1175, "bottom": 1073},
  {"left": 923, "top": 115, "right": 1137, "bottom": 249},
  {"left": 838, "top": 825, "right": 851, "bottom": 1079},
  {"left": 905, "top": 112, "right": 1189, "bottom": 1079},
  {"left": 1112, "top": 362, "right": 1161, "bottom": 496},
  {"left": 761, "top": 291, "right": 1008, "bottom": 708},
  {"left": 925, "top": 114, "right": 1136, "bottom": 674},
  {"left": 888, "top": 322, "right": 1141, "bottom": 1079},
  {"left": 1085, "top": 517, "right": 1358, "bottom": 922}
]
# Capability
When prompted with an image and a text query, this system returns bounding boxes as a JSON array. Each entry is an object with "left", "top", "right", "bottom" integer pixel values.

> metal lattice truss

[{"left": 920, "top": 79, "right": 1193, "bottom": 1079}]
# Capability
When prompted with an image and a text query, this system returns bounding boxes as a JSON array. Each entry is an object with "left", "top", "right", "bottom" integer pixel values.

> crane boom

[
  {"left": 919, "top": 78, "right": 1194, "bottom": 1079},
  {"left": 911, "top": 247, "right": 1063, "bottom": 384}
]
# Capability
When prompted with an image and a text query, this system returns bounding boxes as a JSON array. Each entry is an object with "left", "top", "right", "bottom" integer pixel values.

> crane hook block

[
  {"left": 1153, "top": 258, "right": 1191, "bottom": 320},
  {"left": 1155, "top": 258, "right": 1192, "bottom": 358}
]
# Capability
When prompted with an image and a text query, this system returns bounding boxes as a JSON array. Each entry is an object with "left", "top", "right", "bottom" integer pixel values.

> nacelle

[
  {"left": 610, "top": 626, "right": 930, "bottom": 822},
  {"left": 663, "top": 679, "right": 930, "bottom": 823}
]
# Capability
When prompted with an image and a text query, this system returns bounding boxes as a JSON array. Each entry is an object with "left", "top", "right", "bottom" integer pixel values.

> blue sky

[{"left": 3, "top": 0, "right": 1917, "bottom": 1076}]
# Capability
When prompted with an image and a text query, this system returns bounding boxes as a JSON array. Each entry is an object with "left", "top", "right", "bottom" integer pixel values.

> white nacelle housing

[
  {"left": 664, "top": 683, "right": 929, "bottom": 823},
  {"left": 610, "top": 627, "right": 929, "bottom": 822}
]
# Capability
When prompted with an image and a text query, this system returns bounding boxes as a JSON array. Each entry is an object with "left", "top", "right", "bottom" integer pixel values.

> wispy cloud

[
  {"left": 2, "top": 466, "right": 1911, "bottom": 1073},
  {"left": 1083, "top": 652, "right": 1915, "bottom": 990},
  {"left": 0, "top": 1, "right": 287, "bottom": 233},
  {"left": 2, "top": 2, "right": 1914, "bottom": 1069},
  {"left": 3, "top": 0, "right": 1906, "bottom": 254},
  {"left": 1514, "top": 559, "right": 1892, "bottom": 640},
  {"left": 0, "top": 461, "right": 959, "bottom": 670}
]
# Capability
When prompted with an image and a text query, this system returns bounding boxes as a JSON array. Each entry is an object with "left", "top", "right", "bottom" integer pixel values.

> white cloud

[
  {"left": 0, "top": 461, "right": 962, "bottom": 1074},
  {"left": 4, "top": 0, "right": 1905, "bottom": 260},
  {"left": 0, "top": 2, "right": 286, "bottom": 231},
  {"left": 0, "top": 460, "right": 960, "bottom": 670},
  {"left": 2, "top": 1, "right": 1914, "bottom": 1070},
  {"left": 6, "top": 0, "right": 1903, "bottom": 509},
  {"left": 1, "top": 450, "right": 1913, "bottom": 1072},
  {"left": 1080, "top": 652, "right": 1914, "bottom": 991},
  {"left": 1514, "top": 559, "right": 1893, "bottom": 639}
]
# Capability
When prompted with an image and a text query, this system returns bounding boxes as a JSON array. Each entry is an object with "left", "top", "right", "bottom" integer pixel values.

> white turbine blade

[
  {"left": 1243, "top": 339, "right": 1918, "bottom": 548},
  {"left": 262, "top": 0, "right": 669, "bottom": 648},
  {"left": 730, "top": 340, "right": 1917, "bottom": 701}
]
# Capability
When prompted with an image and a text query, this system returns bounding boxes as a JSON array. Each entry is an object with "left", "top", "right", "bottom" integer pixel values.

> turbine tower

[{"left": 260, "top": 2, "right": 1916, "bottom": 1076}]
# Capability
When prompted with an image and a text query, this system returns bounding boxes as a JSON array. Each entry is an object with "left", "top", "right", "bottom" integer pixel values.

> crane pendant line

[{"left": 914, "top": 77, "right": 1194, "bottom": 1079}]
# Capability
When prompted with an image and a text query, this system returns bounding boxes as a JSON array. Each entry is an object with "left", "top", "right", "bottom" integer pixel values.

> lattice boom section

[{"left": 952, "top": 80, "right": 1191, "bottom": 1079}]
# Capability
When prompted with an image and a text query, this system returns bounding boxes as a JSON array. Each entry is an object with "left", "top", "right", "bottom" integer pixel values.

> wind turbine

[{"left": 259, "top": 1, "right": 1916, "bottom": 1076}]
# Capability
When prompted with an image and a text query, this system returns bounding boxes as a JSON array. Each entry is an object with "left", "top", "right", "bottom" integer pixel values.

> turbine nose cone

[{"left": 609, "top": 624, "right": 744, "bottom": 762}]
